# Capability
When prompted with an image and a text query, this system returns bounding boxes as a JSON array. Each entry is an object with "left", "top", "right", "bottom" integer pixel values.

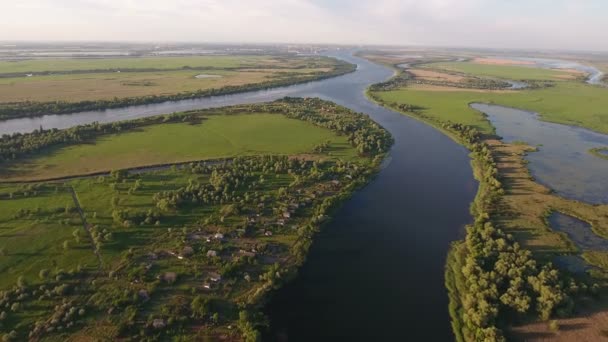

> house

[
  {"left": 209, "top": 272, "right": 222, "bottom": 282},
  {"left": 152, "top": 319, "right": 166, "bottom": 329},
  {"left": 264, "top": 230, "right": 273, "bottom": 236},
  {"left": 180, "top": 246, "right": 194, "bottom": 258},
  {"left": 282, "top": 212, "right": 291, "bottom": 219},
  {"left": 206, "top": 250, "right": 218, "bottom": 257},
  {"left": 214, "top": 233, "right": 224, "bottom": 240},
  {"left": 160, "top": 272, "right": 177, "bottom": 284},
  {"left": 277, "top": 219, "right": 285, "bottom": 226},
  {"left": 138, "top": 289, "right": 150, "bottom": 302},
  {"left": 238, "top": 249, "right": 256, "bottom": 258}
]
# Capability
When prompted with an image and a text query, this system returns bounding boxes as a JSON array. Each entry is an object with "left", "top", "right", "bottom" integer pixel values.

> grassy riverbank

[
  {"left": 426, "top": 61, "right": 578, "bottom": 81},
  {"left": 376, "top": 81, "right": 608, "bottom": 134},
  {"left": 364, "top": 53, "right": 608, "bottom": 341},
  {"left": 0, "top": 98, "right": 392, "bottom": 341}
]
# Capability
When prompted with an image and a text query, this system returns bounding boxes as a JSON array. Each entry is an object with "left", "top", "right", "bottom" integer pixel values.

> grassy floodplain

[
  {"left": 0, "top": 98, "right": 392, "bottom": 341},
  {"left": 2, "top": 113, "right": 354, "bottom": 181},
  {"left": 0, "top": 56, "right": 343, "bottom": 103},
  {"left": 0, "top": 55, "right": 355, "bottom": 119},
  {"left": 365, "top": 53, "right": 608, "bottom": 341},
  {"left": 377, "top": 81, "right": 608, "bottom": 134},
  {"left": 426, "top": 61, "right": 578, "bottom": 81}
]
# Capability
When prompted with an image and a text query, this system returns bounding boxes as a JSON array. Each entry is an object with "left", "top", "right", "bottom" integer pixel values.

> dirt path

[{"left": 68, "top": 186, "right": 103, "bottom": 269}]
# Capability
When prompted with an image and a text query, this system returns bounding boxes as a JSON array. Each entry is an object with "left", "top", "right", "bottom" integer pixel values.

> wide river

[{"left": 0, "top": 51, "right": 477, "bottom": 341}]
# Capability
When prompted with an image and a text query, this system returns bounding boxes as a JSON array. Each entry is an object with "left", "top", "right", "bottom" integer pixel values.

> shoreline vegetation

[
  {"left": 589, "top": 147, "right": 608, "bottom": 161},
  {"left": 364, "top": 56, "right": 608, "bottom": 341},
  {"left": 0, "top": 58, "right": 356, "bottom": 121},
  {"left": 0, "top": 98, "right": 393, "bottom": 341}
]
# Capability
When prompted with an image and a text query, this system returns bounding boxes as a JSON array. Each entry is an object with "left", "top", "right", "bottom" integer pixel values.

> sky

[{"left": 1, "top": 0, "right": 607, "bottom": 51}]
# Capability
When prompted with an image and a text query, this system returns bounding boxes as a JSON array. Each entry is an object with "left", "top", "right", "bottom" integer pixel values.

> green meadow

[
  {"left": 376, "top": 81, "right": 608, "bottom": 134},
  {"left": 426, "top": 61, "right": 576, "bottom": 81},
  {"left": 3, "top": 113, "right": 354, "bottom": 181},
  {"left": 0, "top": 56, "right": 264, "bottom": 74}
]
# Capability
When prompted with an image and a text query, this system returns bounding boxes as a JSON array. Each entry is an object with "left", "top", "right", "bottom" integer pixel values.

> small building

[
  {"left": 161, "top": 272, "right": 177, "bottom": 284},
  {"left": 264, "top": 230, "right": 273, "bottom": 236},
  {"left": 214, "top": 233, "right": 224, "bottom": 240},
  {"left": 180, "top": 246, "right": 194, "bottom": 258},
  {"left": 152, "top": 319, "right": 166, "bottom": 329},
  {"left": 209, "top": 272, "right": 222, "bottom": 282},
  {"left": 282, "top": 212, "right": 291, "bottom": 219},
  {"left": 206, "top": 250, "right": 218, "bottom": 257},
  {"left": 238, "top": 249, "right": 256, "bottom": 258},
  {"left": 138, "top": 289, "right": 150, "bottom": 302}
]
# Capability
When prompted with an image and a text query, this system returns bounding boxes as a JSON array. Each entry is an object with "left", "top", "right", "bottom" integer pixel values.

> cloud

[{"left": 1, "top": 0, "right": 607, "bottom": 51}]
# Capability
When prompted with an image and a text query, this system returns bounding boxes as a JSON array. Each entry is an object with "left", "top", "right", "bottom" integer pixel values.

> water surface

[
  {"left": 472, "top": 103, "right": 608, "bottom": 204},
  {"left": 550, "top": 212, "right": 605, "bottom": 250}
]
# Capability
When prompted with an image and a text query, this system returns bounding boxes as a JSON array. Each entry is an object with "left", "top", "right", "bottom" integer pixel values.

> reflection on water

[{"left": 472, "top": 103, "right": 608, "bottom": 204}]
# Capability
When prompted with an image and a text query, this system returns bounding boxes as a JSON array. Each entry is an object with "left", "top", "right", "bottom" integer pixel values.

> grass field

[
  {"left": 1, "top": 113, "right": 354, "bottom": 181},
  {"left": 426, "top": 61, "right": 577, "bottom": 81},
  {"left": 0, "top": 185, "right": 99, "bottom": 289},
  {"left": 0, "top": 56, "right": 266, "bottom": 74},
  {"left": 376, "top": 81, "right": 608, "bottom": 134},
  {"left": 0, "top": 55, "right": 345, "bottom": 103},
  {"left": 0, "top": 70, "right": 278, "bottom": 102}
]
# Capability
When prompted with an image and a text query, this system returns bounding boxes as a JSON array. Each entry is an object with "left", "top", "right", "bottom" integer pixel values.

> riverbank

[{"left": 366, "top": 74, "right": 608, "bottom": 340}]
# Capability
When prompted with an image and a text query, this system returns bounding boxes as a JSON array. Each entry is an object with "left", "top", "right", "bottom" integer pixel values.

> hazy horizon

[{"left": 2, "top": 0, "right": 608, "bottom": 52}]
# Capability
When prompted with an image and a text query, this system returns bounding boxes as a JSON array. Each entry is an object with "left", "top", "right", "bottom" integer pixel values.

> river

[{"left": 0, "top": 51, "right": 477, "bottom": 341}]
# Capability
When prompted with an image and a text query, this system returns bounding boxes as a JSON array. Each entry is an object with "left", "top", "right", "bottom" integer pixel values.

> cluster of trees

[
  {"left": 439, "top": 122, "right": 597, "bottom": 342},
  {"left": 0, "top": 267, "right": 87, "bottom": 340},
  {"left": 412, "top": 77, "right": 511, "bottom": 90},
  {"left": 0, "top": 61, "right": 355, "bottom": 120},
  {"left": 153, "top": 156, "right": 313, "bottom": 211},
  {"left": 368, "top": 72, "right": 411, "bottom": 91},
  {"left": 111, "top": 208, "right": 161, "bottom": 227},
  {"left": 275, "top": 97, "right": 393, "bottom": 155}
]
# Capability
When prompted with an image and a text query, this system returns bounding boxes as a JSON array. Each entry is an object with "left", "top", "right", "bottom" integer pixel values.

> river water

[{"left": 0, "top": 51, "right": 477, "bottom": 340}]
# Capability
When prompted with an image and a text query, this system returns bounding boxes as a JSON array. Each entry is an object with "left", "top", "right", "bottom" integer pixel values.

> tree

[
  {"left": 17, "top": 276, "right": 26, "bottom": 288},
  {"left": 39, "top": 269, "right": 49, "bottom": 280},
  {"left": 190, "top": 295, "right": 209, "bottom": 319}
]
